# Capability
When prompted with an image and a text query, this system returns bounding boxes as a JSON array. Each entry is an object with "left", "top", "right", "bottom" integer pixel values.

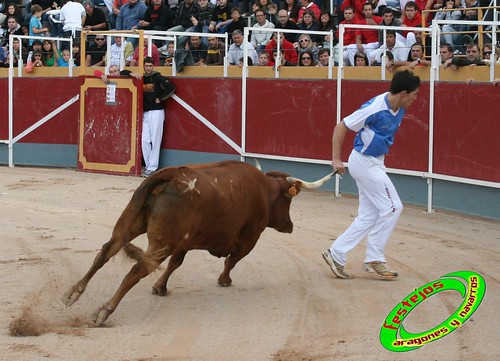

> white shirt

[
  {"left": 228, "top": 41, "right": 259, "bottom": 65},
  {"left": 369, "top": 40, "right": 409, "bottom": 63},
  {"left": 110, "top": 41, "right": 134, "bottom": 68},
  {"left": 59, "top": 1, "right": 86, "bottom": 33},
  {"left": 250, "top": 20, "right": 275, "bottom": 47}
]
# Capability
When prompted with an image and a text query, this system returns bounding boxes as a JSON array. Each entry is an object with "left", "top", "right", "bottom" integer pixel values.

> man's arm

[
  {"left": 332, "top": 121, "right": 349, "bottom": 174},
  {"left": 355, "top": 34, "right": 364, "bottom": 53}
]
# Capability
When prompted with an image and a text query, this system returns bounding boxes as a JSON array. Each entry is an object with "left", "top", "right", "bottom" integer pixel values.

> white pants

[
  {"left": 142, "top": 109, "right": 165, "bottom": 172},
  {"left": 344, "top": 42, "right": 379, "bottom": 66},
  {"left": 330, "top": 150, "right": 403, "bottom": 266}
]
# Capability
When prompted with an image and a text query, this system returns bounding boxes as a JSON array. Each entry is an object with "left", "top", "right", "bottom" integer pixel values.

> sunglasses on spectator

[
  {"left": 299, "top": 39, "right": 310, "bottom": 43},
  {"left": 95, "top": 38, "right": 105, "bottom": 41},
  {"left": 483, "top": 51, "right": 492, "bottom": 55},
  {"left": 302, "top": 56, "right": 311, "bottom": 60}
]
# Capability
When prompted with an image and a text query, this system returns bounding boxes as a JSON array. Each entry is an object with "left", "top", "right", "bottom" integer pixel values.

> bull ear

[{"left": 288, "top": 183, "right": 298, "bottom": 196}]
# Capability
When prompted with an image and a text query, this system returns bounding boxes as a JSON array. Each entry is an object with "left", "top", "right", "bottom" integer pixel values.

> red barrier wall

[
  {"left": 0, "top": 77, "right": 80, "bottom": 144},
  {"left": 0, "top": 77, "right": 498, "bottom": 183},
  {"left": 434, "top": 82, "right": 500, "bottom": 183}
]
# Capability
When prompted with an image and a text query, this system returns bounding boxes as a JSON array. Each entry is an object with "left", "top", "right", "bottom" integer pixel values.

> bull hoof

[
  {"left": 151, "top": 285, "right": 168, "bottom": 296},
  {"left": 217, "top": 278, "right": 232, "bottom": 287},
  {"left": 62, "top": 284, "right": 84, "bottom": 307},
  {"left": 93, "top": 304, "right": 113, "bottom": 327}
]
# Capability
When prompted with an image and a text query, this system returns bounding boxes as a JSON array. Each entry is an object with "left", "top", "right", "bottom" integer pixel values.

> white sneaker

[
  {"left": 321, "top": 249, "right": 349, "bottom": 279},
  {"left": 363, "top": 262, "right": 398, "bottom": 279}
]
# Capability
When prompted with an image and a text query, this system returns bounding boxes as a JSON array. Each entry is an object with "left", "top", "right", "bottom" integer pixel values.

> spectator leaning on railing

[
  {"left": 228, "top": 29, "right": 258, "bottom": 65},
  {"left": 393, "top": 41, "right": 430, "bottom": 68},
  {"left": 442, "top": 42, "right": 486, "bottom": 69},
  {"left": 205, "top": 36, "right": 225, "bottom": 65},
  {"left": 482, "top": 43, "right": 499, "bottom": 65},
  {"left": 369, "top": 29, "right": 409, "bottom": 65},
  {"left": 439, "top": 42, "right": 453, "bottom": 64}
]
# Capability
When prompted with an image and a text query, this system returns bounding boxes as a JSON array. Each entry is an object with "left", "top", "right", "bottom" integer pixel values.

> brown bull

[{"left": 63, "top": 160, "right": 333, "bottom": 326}]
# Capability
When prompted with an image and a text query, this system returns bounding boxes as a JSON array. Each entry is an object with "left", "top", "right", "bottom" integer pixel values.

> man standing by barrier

[
  {"left": 322, "top": 70, "right": 421, "bottom": 280},
  {"left": 131, "top": 57, "right": 176, "bottom": 177}
]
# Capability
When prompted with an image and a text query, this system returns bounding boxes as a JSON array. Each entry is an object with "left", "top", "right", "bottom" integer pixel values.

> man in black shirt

[
  {"left": 85, "top": 34, "right": 106, "bottom": 66},
  {"left": 274, "top": 9, "right": 298, "bottom": 44},
  {"left": 187, "top": 35, "right": 208, "bottom": 65},
  {"left": 82, "top": 0, "right": 108, "bottom": 31},
  {"left": 208, "top": 0, "right": 231, "bottom": 33},
  {"left": 139, "top": 0, "right": 173, "bottom": 31}
]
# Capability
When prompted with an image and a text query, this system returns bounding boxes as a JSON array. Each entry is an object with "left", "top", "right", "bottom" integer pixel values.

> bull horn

[
  {"left": 286, "top": 171, "right": 337, "bottom": 189},
  {"left": 255, "top": 159, "right": 262, "bottom": 171}
]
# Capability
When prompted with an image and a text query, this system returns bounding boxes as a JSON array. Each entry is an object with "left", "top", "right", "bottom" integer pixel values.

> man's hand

[{"left": 332, "top": 158, "right": 345, "bottom": 175}]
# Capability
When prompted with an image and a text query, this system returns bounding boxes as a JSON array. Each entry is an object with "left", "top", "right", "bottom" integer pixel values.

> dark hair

[
  {"left": 440, "top": 42, "right": 453, "bottom": 53},
  {"left": 363, "top": 1, "right": 374, "bottom": 9},
  {"left": 383, "top": 50, "right": 394, "bottom": 61},
  {"left": 389, "top": 70, "right": 421, "bottom": 94},
  {"left": 405, "top": 1, "right": 418, "bottom": 10},
  {"left": 5, "top": 14, "right": 19, "bottom": 23},
  {"left": 354, "top": 51, "right": 368, "bottom": 65},
  {"left": 302, "top": 9, "right": 316, "bottom": 21},
  {"left": 386, "top": 29, "right": 396, "bottom": 36},
  {"left": 407, "top": 42, "right": 424, "bottom": 61},
  {"left": 299, "top": 50, "right": 316, "bottom": 66},
  {"left": 144, "top": 56, "right": 155, "bottom": 64},
  {"left": 239, "top": 56, "right": 253, "bottom": 66},
  {"left": 230, "top": 7, "right": 241, "bottom": 14},
  {"left": 318, "top": 48, "right": 330, "bottom": 56},
  {"left": 382, "top": 7, "right": 394, "bottom": 15}
]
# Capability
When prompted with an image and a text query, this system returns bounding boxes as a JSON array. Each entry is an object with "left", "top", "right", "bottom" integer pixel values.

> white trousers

[
  {"left": 142, "top": 109, "right": 165, "bottom": 172},
  {"left": 330, "top": 150, "right": 403, "bottom": 266},
  {"left": 344, "top": 42, "right": 379, "bottom": 66}
]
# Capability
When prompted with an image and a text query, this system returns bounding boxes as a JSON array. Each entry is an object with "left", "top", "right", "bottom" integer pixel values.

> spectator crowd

[{"left": 0, "top": 0, "right": 498, "bottom": 70}]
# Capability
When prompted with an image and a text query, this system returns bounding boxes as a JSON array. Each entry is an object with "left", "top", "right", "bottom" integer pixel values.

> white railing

[{"left": 3, "top": 22, "right": 499, "bottom": 216}]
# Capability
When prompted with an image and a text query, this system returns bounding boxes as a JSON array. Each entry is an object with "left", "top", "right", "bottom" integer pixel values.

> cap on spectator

[{"left": 32, "top": 39, "right": 42, "bottom": 46}]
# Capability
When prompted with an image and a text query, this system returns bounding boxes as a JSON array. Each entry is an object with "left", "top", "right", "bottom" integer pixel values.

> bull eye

[{"left": 288, "top": 185, "right": 297, "bottom": 196}]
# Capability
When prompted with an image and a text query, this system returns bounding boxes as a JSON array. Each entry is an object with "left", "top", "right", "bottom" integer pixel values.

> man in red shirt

[
  {"left": 344, "top": 2, "right": 382, "bottom": 66},
  {"left": 337, "top": 6, "right": 357, "bottom": 46},
  {"left": 402, "top": 1, "right": 426, "bottom": 47},
  {"left": 340, "top": 0, "right": 367, "bottom": 21}
]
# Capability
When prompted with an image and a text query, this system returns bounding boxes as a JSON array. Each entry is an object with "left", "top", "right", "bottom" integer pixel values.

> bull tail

[{"left": 123, "top": 243, "right": 167, "bottom": 273}]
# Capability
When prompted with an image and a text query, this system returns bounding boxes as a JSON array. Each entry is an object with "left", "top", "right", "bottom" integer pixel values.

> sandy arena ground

[{"left": 0, "top": 166, "right": 499, "bottom": 361}]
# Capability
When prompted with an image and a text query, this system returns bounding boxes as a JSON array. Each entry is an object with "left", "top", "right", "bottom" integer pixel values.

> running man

[{"left": 322, "top": 70, "right": 421, "bottom": 279}]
